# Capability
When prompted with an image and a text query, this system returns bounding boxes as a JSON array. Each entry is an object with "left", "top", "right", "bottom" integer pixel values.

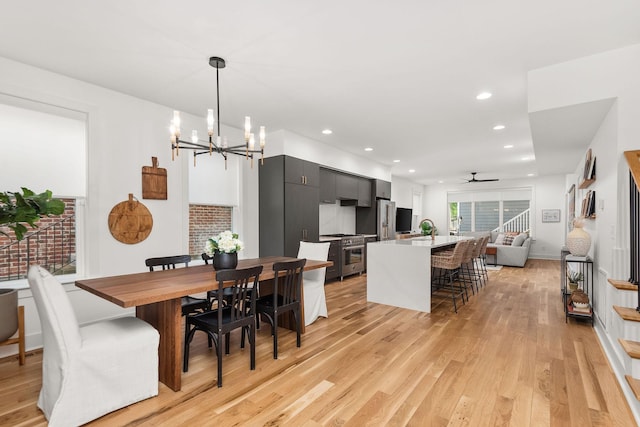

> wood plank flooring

[{"left": 0, "top": 259, "right": 636, "bottom": 426}]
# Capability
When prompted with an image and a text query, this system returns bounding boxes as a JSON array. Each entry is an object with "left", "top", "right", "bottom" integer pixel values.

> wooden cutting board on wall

[
  {"left": 142, "top": 157, "right": 167, "bottom": 200},
  {"left": 108, "top": 194, "right": 153, "bottom": 244}
]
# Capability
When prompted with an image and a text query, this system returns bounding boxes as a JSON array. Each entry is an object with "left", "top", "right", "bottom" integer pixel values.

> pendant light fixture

[{"left": 169, "top": 56, "right": 265, "bottom": 168}]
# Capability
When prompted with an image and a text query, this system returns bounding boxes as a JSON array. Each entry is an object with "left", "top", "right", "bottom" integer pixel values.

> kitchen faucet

[{"left": 419, "top": 218, "right": 436, "bottom": 241}]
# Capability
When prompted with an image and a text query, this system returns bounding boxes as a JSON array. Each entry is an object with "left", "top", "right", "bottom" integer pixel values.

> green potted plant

[
  {"left": 420, "top": 220, "right": 437, "bottom": 237},
  {"left": 0, "top": 188, "right": 65, "bottom": 241},
  {"left": 567, "top": 270, "right": 583, "bottom": 292}
]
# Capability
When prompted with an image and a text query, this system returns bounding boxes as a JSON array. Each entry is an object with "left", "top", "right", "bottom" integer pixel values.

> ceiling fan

[{"left": 466, "top": 172, "right": 499, "bottom": 183}]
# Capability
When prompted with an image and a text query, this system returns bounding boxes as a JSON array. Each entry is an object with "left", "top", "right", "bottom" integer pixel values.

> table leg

[{"left": 137, "top": 298, "right": 182, "bottom": 391}]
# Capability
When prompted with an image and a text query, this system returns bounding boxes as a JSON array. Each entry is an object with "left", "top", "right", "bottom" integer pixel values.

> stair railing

[
  {"left": 0, "top": 215, "right": 76, "bottom": 282},
  {"left": 492, "top": 208, "right": 531, "bottom": 233}
]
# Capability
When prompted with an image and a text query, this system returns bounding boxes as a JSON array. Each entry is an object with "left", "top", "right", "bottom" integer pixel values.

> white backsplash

[{"left": 319, "top": 203, "right": 356, "bottom": 235}]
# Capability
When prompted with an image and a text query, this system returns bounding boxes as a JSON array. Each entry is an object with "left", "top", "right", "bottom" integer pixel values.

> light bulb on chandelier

[{"left": 169, "top": 56, "right": 266, "bottom": 169}]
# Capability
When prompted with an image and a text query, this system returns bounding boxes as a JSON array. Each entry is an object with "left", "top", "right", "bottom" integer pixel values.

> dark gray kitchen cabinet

[
  {"left": 319, "top": 168, "right": 337, "bottom": 204},
  {"left": 259, "top": 155, "right": 319, "bottom": 257},
  {"left": 284, "top": 156, "right": 319, "bottom": 187},
  {"left": 375, "top": 179, "right": 391, "bottom": 199},
  {"left": 357, "top": 178, "right": 372, "bottom": 207},
  {"left": 336, "top": 173, "right": 359, "bottom": 200}
]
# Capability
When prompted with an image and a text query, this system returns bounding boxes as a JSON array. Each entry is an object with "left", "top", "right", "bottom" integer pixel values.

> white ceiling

[{"left": 1, "top": 1, "right": 639, "bottom": 185}]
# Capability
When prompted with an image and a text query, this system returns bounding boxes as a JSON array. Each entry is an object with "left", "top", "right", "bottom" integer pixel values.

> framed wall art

[{"left": 542, "top": 209, "right": 561, "bottom": 223}]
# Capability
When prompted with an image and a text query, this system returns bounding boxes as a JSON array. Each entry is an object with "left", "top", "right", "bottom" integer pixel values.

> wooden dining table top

[{"left": 75, "top": 256, "right": 331, "bottom": 308}]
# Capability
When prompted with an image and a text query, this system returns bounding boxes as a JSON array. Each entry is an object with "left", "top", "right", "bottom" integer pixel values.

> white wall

[
  {"left": 527, "top": 43, "right": 640, "bottom": 421},
  {"left": 268, "top": 129, "right": 391, "bottom": 180},
  {"left": 0, "top": 55, "right": 253, "bottom": 357},
  {"left": 420, "top": 175, "right": 566, "bottom": 259},
  {"left": 529, "top": 43, "right": 640, "bottom": 278}
]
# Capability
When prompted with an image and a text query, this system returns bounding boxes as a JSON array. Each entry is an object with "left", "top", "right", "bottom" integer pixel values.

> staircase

[
  {"left": 492, "top": 208, "right": 530, "bottom": 233},
  {"left": 607, "top": 279, "right": 640, "bottom": 404}
]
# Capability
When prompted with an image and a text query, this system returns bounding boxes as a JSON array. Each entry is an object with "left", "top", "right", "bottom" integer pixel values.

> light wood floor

[{"left": 0, "top": 259, "right": 636, "bottom": 426}]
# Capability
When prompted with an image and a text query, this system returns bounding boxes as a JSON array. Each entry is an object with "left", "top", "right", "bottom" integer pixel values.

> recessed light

[
  {"left": 476, "top": 92, "right": 492, "bottom": 100},
  {"left": 322, "top": 129, "right": 332, "bottom": 135},
  {"left": 521, "top": 156, "right": 534, "bottom": 161},
  {"left": 438, "top": 180, "right": 444, "bottom": 184},
  {"left": 409, "top": 169, "right": 415, "bottom": 173},
  {"left": 493, "top": 124, "right": 505, "bottom": 130},
  {"left": 527, "top": 173, "right": 535, "bottom": 177},
  {"left": 393, "top": 159, "right": 400, "bottom": 163},
  {"left": 364, "top": 147, "right": 373, "bottom": 152},
  {"left": 504, "top": 144, "right": 514, "bottom": 149}
]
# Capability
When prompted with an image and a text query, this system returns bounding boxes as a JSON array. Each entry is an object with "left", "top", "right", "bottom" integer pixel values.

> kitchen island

[{"left": 366, "top": 235, "right": 471, "bottom": 313}]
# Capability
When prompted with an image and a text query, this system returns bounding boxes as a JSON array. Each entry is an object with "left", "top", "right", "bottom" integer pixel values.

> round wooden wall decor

[{"left": 108, "top": 194, "right": 153, "bottom": 244}]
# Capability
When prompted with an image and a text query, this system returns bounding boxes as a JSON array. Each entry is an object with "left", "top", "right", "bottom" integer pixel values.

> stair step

[
  {"left": 614, "top": 305, "right": 640, "bottom": 322},
  {"left": 608, "top": 278, "right": 638, "bottom": 291},
  {"left": 626, "top": 375, "right": 640, "bottom": 401},
  {"left": 619, "top": 338, "right": 640, "bottom": 359}
]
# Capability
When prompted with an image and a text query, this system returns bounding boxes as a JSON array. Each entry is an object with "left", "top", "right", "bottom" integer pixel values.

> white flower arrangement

[{"left": 205, "top": 230, "right": 243, "bottom": 254}]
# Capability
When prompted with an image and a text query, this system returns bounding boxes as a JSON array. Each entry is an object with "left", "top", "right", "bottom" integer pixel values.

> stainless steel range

[{"left": 321, "top": 234, "right": 365, "bottom": 280}]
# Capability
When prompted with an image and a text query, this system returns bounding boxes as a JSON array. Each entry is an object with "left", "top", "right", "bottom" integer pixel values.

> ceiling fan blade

[{"left": 476, "top": 178, "right": 499, "bottom": 182}]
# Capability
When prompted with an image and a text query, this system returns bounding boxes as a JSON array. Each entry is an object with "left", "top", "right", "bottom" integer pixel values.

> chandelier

[{"left": 169, "top": 56, "right": 265, "bottom": 168}]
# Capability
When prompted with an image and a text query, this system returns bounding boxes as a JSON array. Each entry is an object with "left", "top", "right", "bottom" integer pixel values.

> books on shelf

[
  {"left": 581, "top": 190, "right": 596, "bottom": 217},
  {"left": 568, "top": 303, "right": 592, "bottom": 315}
]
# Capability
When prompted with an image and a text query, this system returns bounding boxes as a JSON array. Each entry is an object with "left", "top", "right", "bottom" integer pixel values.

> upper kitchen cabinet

[
  {"left": 336, "top": 173, "right": 359, "bottom": 200},
  {"left": 284, "top": 156, "right": 319, "bottom": 187},
  {"left": 374, "top": 179, "right": 392, "bottom": 199},
  {"left": 358, "top": 178, "right": 372, "bottom": 207},
  {"left": 259, "top": 155, "right": 320, "bottom": 257},
  {"left": 319, "top": 168, "right": 336, "bottom": 204}
]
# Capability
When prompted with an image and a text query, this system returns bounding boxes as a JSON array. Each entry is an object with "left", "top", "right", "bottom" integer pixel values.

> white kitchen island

[{"left": 366, "top": 235, "right": 471, "bottom": 313}]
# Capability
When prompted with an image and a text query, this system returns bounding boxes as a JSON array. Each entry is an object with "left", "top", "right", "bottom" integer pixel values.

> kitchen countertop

[
  {"left": 370, "top": 235, "right": 471, "bottom": 248},
  {"left": 319, "top": 236, "right": 342, "bottom": 242}
]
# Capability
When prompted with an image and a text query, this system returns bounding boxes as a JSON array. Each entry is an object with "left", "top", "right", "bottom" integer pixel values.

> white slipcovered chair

[
  {"left": 297, "top": 241, "right": 330, "bottom": 326},
  {"left": 28, "top": 266, "right": 159, "bottom": 426}
]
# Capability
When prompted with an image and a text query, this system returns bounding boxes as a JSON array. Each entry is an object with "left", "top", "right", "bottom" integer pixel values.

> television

[{"left": 396, "top": 207, "right": 413, "bottom": 233}]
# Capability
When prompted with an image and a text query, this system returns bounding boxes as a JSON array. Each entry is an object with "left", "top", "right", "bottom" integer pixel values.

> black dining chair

[
  {"left": 256, "top": 258, "right": 306, "bottom": 359},
  {"left": 201, "top": 252, "right": 243, "bottom": 310},
  {"left": 145, "top": 255, "right": 209, "bottom": 316},
  {"left": 183, "top": 265, "right": 263, "bottom": 387}
]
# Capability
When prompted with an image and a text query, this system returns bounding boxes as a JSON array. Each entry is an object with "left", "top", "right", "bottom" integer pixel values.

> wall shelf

[{"left": 579, "top": 178, "right": 595, "bottom": 189}]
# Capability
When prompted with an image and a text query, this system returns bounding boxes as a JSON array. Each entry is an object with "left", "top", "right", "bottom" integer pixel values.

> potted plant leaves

[{"left": 1, "top": 188, "right": 65, "bottom": 241}]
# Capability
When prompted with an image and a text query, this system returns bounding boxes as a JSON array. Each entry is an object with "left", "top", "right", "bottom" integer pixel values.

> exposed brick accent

[
  {"left": 189, "top": 205, "right": 233, "bottom": 258},
  {"left": 0, "top": 198, "right": 76, "bottom": 280}
]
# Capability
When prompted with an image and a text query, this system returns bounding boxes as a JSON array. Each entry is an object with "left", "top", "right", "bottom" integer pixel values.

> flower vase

[
  {"left": 213, "top": 252, "right": 238, "bottom": 270},
  {"left": 567, "top": 219, "right": 591, "bottom": 256}
]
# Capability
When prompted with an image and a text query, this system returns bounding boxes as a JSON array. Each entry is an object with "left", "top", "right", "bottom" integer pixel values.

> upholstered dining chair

[
  {"left": 297, "top": 241, "right": 330, "bottom": 326},
  {"left": 28, "top": 266, "right": 159, "bottom": 427},
  {"left": 183, "top": 265, "right": 263, "bottom": 387},
  {"left": 256, "top": 258, "right": 306, "bottom": 359}
]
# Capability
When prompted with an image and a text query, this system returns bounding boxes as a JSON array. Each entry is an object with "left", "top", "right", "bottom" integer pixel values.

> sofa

[{"left": 462, "top": 231, "right": 531, "bottom": 267}]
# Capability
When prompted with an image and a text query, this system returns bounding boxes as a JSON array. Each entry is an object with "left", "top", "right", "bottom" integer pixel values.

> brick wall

[
  {"left": 189, "top": 205, "right": 233, "bottom": 258},
  {"left": 0, "top": 198, "right": 76, "bottom": 280}
]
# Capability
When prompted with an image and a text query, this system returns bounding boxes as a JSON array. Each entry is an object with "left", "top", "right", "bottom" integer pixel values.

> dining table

[{"left": 75, "top": 256, "right": 331, "bottom": 392}]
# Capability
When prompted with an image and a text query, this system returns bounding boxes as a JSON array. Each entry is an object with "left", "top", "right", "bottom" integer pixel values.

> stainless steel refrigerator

[{"left": 377, "top": 199, "right": 396, "bottom": 240}]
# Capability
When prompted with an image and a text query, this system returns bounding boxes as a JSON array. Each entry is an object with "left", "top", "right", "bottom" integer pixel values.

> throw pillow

[
  {"left": 503, "top": 234, "right": 515, "bottom": 246},
  {"left": 494, "top": 233, "right": 505, "bottom": 245},
  {"left": 512, "top": 233, "right": 527, "bottom": 246}
]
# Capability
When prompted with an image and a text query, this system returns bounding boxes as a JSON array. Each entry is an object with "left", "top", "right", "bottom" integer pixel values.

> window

[
  {"left": 474, "top": 201, "right": 500, "bottom": 231},
  {"left": 0, "top": 97, "right": 86, "bottom": 281},
  {"left": 447, "top": 189, "right": 532, "bottom": 235}
]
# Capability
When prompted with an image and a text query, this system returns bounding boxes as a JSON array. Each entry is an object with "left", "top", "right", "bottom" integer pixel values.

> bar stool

[{"left": 431, "top": 240, "right": 469, "bottom": 313}]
